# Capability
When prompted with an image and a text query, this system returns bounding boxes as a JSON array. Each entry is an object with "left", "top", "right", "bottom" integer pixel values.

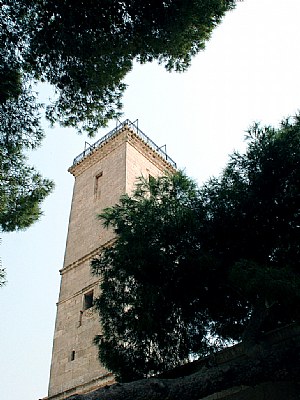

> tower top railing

[{"left": 72, "top": 119, "right": 177, "bottom": 169}]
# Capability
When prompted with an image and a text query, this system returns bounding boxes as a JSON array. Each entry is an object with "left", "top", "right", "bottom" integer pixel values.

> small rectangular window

[
  {"left": 83, "top": 291, "right": 94, "bottom": 310},
  {"left": 94, "top": 171, "right": 103, "bottom": 199},
  {"left": 70, "top": 350, "right": 75, "bottom": 361},
  {"left": 78, "top": 310, "right": 83, "bottom": 327}
]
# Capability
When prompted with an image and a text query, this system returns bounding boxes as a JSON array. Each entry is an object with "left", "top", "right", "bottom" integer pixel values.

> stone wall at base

[
  {"left": 201, "top": 382, "right": 300, "bottom": 400},
  {"left": 42, "top": 374, "right": 115, "bottom": 400}
]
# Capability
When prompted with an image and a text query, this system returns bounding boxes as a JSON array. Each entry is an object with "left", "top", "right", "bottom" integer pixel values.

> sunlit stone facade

[{"left": 46, "top": 121, "right": 176, "bottom": 399}]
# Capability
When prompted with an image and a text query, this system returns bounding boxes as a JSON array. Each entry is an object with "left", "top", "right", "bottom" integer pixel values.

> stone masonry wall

[{"left": 47, "top": 127, "right": 176, "bottom": 400}]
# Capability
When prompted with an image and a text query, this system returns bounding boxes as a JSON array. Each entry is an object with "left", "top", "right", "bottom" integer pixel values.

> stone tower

[{"left": 46, "top": 120, "right": 176, "bottom": 400}]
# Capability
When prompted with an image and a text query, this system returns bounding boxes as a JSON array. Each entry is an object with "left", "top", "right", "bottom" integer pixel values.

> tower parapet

[{"left": 71, "top": 119, "right": 177, "bottom": 169}]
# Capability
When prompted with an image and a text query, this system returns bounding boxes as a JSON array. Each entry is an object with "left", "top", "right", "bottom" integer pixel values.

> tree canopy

[
  {"left": 0, "top": 79, "right": 54, "bottom": 233},
  {"left": 1, "top": 2, "right": 54, "bottom": 236},
  {"left": 92, "top": 115, "right": 300, "bottom": 382},
  {"left": 0, "top": 0, "right": 237, "bottom": 236},
  {"left": 2, "top": 0, "right": 237, "bottom": 135},
  {"left": 93, "top": 172, "right": 209, "bottom": 381}
]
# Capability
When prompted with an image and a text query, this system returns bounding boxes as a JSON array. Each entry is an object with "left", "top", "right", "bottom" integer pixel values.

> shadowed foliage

[
  {"left": 2, "top": 0, "right": 237, "bottom": 135},
  {"left": 92, "top": 115, "right": 300, "bottom": 382},
  {"left": 0, "top": 2, "right": 54, "bottom": 236}
]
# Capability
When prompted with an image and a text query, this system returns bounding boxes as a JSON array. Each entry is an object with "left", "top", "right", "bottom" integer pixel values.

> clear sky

[{"left": 1, "top": 1, "right": 300, "bottom": 399}]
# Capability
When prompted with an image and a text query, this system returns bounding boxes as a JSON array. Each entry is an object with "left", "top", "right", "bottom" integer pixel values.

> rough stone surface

[
  {"left": 46, "top": 126, "right": 175, "bottom": 400},
  {"left": 62, "top": 324, "right": 300, "bottom": 400}
]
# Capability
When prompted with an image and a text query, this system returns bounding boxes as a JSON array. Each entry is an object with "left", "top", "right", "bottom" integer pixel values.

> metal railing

[{"left": 72, "top": 119, "right": 177, "bottom": 169}]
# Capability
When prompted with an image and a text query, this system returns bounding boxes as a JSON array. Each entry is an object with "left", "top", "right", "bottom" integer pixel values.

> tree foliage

[
  {"left": 92, "top": 172, "right": 211, "bottom": 381},
  {"left": 0, "top": 265, "right": 6, "bottom": 287},
  {"left": 0, "top": 154, "right": 54, "bottom": 232},
  {"left": 203, "top": 118, "right": 300, "bottom": 335},
  {"left": 2, "top": 0, "right": 237, "bottom": 135},
  {"left": 0, "top": 0, "right": 237, "bottom": 234},
  {"left": 92, "top": 116, "right": 300, "bottom": 382},
  {"left": 0, "top": 2, "right": 54, "bottom": 235},
  {"left": 0, "top": 78, "right": 54, "bottom": 232}
]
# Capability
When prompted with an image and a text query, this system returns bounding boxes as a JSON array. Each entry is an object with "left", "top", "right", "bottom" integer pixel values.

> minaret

[{"left": 46, "top": 120, "right": 176, "bottom": 399}]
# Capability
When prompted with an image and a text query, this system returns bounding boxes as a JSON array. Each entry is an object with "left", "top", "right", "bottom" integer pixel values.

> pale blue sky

[{"left": 1, "top": 1, "right": 300, "bottom": 399}]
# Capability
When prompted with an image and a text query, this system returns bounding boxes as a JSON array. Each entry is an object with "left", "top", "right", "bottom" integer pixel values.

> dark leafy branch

[
  {"left": 2, "top": 0, "right": 238, "bottom": 135},
  {"left": 92, "top": 116, "right": 300, "bottom": 383}
]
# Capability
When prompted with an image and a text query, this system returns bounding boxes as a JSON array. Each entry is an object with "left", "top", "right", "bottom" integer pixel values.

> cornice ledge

[{"left": 61, "top": 238, "right": 115, "bottom": 275}]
